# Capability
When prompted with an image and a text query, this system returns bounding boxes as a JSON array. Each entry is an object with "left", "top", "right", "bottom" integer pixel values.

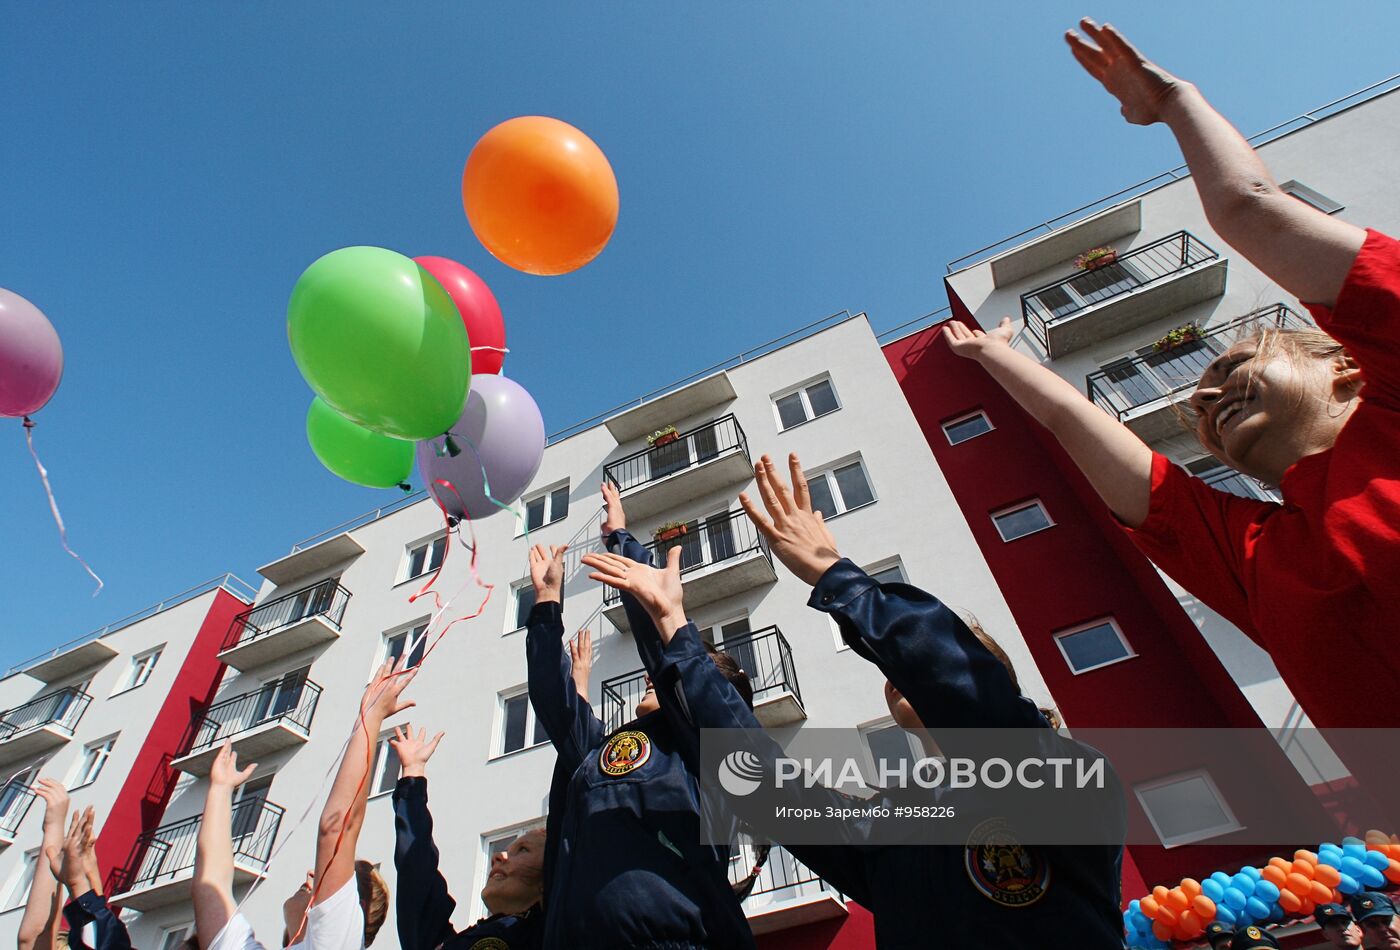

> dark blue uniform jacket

[
  {"left": 63, "top": 891, "right": 132, "bottom": 950},
  {"left": 393, "top": 775, "right": 542, "bottom": 950}
]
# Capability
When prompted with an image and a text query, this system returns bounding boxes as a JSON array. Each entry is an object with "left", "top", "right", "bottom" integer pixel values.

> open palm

[{"left": 1065, "top": 19, "right": 1182, "bottom": 126}]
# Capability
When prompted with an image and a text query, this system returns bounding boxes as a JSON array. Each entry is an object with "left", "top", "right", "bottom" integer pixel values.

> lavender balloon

[
  {"left": 0, "top": 288, "right": 64, "bottom": 417},
  {"left": 416, "top": 375, "right": 545, "bottom": 522}
]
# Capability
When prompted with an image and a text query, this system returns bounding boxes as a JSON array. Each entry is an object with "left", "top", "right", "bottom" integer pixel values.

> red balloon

[{"left": 414, "top": 256, "right": 507, "bottom": 375}]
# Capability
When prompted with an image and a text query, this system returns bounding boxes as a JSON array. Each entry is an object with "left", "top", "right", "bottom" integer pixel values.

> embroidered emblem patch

[
  {"left": 468, "top": 939, "right": 509, "bottom": 950},
  {"left": 964, "top": 817, "right": 1050, "bottom": 907},
  {"left": 600, "top": 730, "right": 651, "bottom": 776}
]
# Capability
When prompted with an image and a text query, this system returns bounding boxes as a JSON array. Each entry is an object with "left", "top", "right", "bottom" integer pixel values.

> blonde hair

[
  {"left": 355, "top": 860, "right": 390, "bottom": 946},
  {"left": 965, "top": 618, "right": 1062, "bottom": 729}
]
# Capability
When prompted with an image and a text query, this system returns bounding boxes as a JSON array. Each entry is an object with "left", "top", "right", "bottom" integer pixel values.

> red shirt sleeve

[
  {"left": 1120, "top": 453, "right": 1273, "bottom": 647},
  {"left": 1304, "top": 228, "right": 1400, "bottom": 408}
]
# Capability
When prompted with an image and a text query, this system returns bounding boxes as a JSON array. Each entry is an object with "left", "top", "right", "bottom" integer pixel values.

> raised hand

[
  {"left": 569, "top": 628, "right": 594, "bottom": 699},
  {"left": 33, "top": 778, "right": 69, "bottom": 835},
  {"left": 361, "top": 656, "right": 417, "bottom": 724},
  {"left": 1065, "top": 19, "right": 1183, "bottom": 126},
  {"left": 942, "top": 317, "right": 1014, "bottom": 361},
  {"left": 209, "top": 740, "right": 257, "bottom": 789},
  {"left": 738, "top": 454, "right": 841, "bottom": 587},
  {"left": 528, "top": 544, "right": 568, "bottom": 604},
  {"left": 600, "top": 480, "right": 626, "bottom": 537},
  {"left": 582, "top": 547, "right": 686, "bottom": 638},
  {"left": 49, "top": 807, "right": 94, "bottom": 895},
  {"left": 389, "top": 725, "right": 444, "bottom": 779}
]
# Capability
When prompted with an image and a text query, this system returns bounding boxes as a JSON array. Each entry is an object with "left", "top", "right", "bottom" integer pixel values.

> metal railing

[
  {"left": 4, "top": 575, "right": 257, "bottom": 679},
  {"left": 601, "top": 510, "right": 769, "bottom": 608},
  {"left": 731, "top": 840, "right": 836, "bottom": 903},
  {"left": 1201, "top": 466, "right": 1281, "bottom": 504},
  {"left": 0, "top": 686, "right": 93, "bottom": 741},
  {"left": 1022, "top": 231, "right": 1219, "bottom": 350},
  {"left": 601, "top": 625, "right": 800, "bottom": 731},
  {"left": 183, "top": 674, "right": 322, "bottom": 757},
  {"left": 1086, "top": 303, "right": 1311, "bottom": 421},
  {"left": 117, "top": 798, "right": 283, "bottom": 893},
  {"left": 604, "top": 415, "right": 750, "bottom": 492},
  {"left": 0, "top": 783, "right": 37, "bottom": 837},
  {"left": 223, "top": 579, "right": 351, "bottom": 652}
]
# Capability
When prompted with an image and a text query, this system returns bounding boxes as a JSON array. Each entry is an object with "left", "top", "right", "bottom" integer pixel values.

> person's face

[
  {"left": 481, "top": 830, "right": 545, "bottom": 915},
  {"left": 1188, "top": 339, "right": 1354, "bottom": 483},
  {"left": 883, "top": 681, "right": 924, "bottom": 730},
  {"left": 635, "top": 676, "right": 660, "bottom": 716},
  {"left": 1359, "top": 913, "right": 1400, "bottom": 949},
  {"left": 1322, "top": 917, "right": 1364, "bottom": 948},
  {"left": 282, "top": 871, "right": 314, "bottom": 946}
]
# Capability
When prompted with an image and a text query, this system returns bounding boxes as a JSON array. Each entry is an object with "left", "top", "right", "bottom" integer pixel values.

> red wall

[
  {"left": 96, "top": 588, "right": 242, "bottom": 891},
  {"left": 756, "top": 902, "right": 877, "bottom": 950},
  {"left": 880, "top": 301, "right": 1321, "bottom": 889}
]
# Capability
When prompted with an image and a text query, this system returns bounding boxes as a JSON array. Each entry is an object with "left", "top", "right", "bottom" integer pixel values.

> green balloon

[
  {"left": 288, "top": 246, "right": 471, "bottom": 440},
  {"left": 306, "top": 397, "right": 415, "bottom": 489}
]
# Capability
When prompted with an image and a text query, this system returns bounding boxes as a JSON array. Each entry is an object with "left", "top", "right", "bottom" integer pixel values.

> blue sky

[{"left": 2, "top": 2, "right": 1397, "bottom": 665}]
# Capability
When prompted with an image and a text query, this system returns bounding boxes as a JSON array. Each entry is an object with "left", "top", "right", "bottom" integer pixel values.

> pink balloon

[
  {"left": 0, "top": 288, "right": 63, "bottom": 417},
  {"left": 414, "top": 256, "right": 506, "bottom": 375}
]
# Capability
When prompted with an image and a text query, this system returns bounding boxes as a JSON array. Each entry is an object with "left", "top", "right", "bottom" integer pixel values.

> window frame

[
  {"left": 506, "top": 580, "right": 537, "bottom": 636},
  {"left": 492, "top": 685, "right": 549, "bottom": 760},
  {"left": 990, "top": 499, "right": 1055, "bottom": 542},
  {"left": 1279, "top": 179, "right": 1344, "bottom": 215},
  {"left": 1, "top": 849, "right": 39, "bottom": 911},
  {"left": 368, "top": 730, "right": 401, "bottom": 799},
  {"left": 382, "top": 619, "right": 431, "bottom": 671},
  {"left": 803, "top": 457, "right": 877, "bottom": 522},
  {"left": 1133, "top": 768, "right": 1243, "bottom": 848},
  {"left": 940, "top": 410, "right": 995, "bottom": 446},
  {"left": 772, "top": 375, "right": 842, "bottom": 432},
  {"left": 516, "top": 480, "right": 571, "bottom": 537},
  {"left": 1052, "top": 617, "right": 1137, "bottom": 674},
  {"left": 112, "top": 646, "right": 164, "bottom": 696},
  {"left": 403, "top": 534, "right": 448, "bottom": 583},
  {"left": 156, "top": 924, "right": 195, "bottom": 950},
  {"left": 70, "top": 734, "right": 119, "bottom": 790},
  {"left": 857, "top": 717, "right": 921, "bottom": 788}
]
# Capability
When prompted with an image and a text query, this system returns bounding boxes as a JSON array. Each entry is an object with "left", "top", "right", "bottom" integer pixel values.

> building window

[
  {"left": 1279, "top": 180, "right": 1343, "bottom": 215},
  {"left": 859, "top": 719, "right": 918, "bottom": 786},
  {"left": 1054, "top": 618, "right": 1136, "bottom": 674},
  {"left": 71, "top": 736, "right": 118, "bottom": 789},
  {"left": 0, "top": 769, "right": 36, "bottom": 826},
  {"left": 1, "top": 849, "right": 38, "bottom": 911},
  {"left": 113, "top": 647, "right": 162, "bottom": 695},
  {"left": 990, "top": 500, "right": 1054, "bottom": 541},
  {"left": 833, "top": 561, "right": 906, "bottom": 650},
  {"left": 497, "top": 687, "right": 548, "bottom": 757},
  {"left": 406, "top": 536, "right": 447, "bottom": 581},
  {"left": 508, "top": 582, "right": 537, "bottom": 633},
  {"left": 384, "top": 623, "right": 429, "bottom": 670},
  {"left": 370, "top": 731, "right": 401, "bottom": 797},
  {"left": 519, "top": 483, "right": 570, "bottom": 535},
  {"left": 773, "top": 377, "right": 841, "bottom": 431},
  {"left": 478, "top": 819, "right": 546, "bottom": 917},
  {"left": 1134, "top": 770, "right": 1242, "bottom": 848},
  {"left": 941, "top": 411, "right": 993, "bottom": 445},
  {"left": 805, "top": 459, "right": 875, "bottom": 520},
  {"left": 157, "top": 924, "right": 195, "bottom": 950}
]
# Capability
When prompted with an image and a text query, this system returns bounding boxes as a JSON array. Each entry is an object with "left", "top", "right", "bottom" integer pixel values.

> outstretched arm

[
  {"left": 390, "top": 727, "right": 455, "bottom": 950},
  {"left": 569, "top": 629, "right": 593, "bottom": 702},
  {"left": 599, "top": 480, "right": 667, "bottom": 675},
  {"left": 526, "top": 545, "right": 605, "bottom": 771},
  {"left": 191, "top": 742, "right": 257, "bottom": 950},
  {"left": 313, "top": 658, "right": 417, "bottom": 904},
  {"left": 18, "top": 780, "right": 68, "bottom": 950},
  {"left": 1066, "top": 18, "right": 1364, "bottom": 306},
  {"left": 58, "top": 811, "right": 132, "bottom": 950},
  {"left": 944, "top": 319, "right": 1154, "bottom": 527}
]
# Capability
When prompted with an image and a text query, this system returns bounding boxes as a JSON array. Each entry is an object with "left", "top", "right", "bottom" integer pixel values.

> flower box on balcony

[
  {"left": 1152, "top": 321, "right": 1205, "bottom": 353},
  {"left": 654, "top": 522, "right": 689, "bottom": 542},
  {"left": 1074, "top": 246, "right": 1119, "bottom": 271},
  {"left": 647, "top": 425, "right": 680, "bottom": 447}
]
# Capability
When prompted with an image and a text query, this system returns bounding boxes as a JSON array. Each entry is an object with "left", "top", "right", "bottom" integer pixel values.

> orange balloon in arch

[
  {"left": 1180, "top": 878, "right": 1202, "bottom": 899},
  {"left": 1385, "top": 859, "right": 1400, "bottom": 885},
  {"left": 1308, "top": 880, "right": 1333, "bottom": 904},
  {"left": 1314, "top": 864, "right": 1342, "bottom": 888},
  {"left": 462, "top": 115, "right": 619, "bottom": 276},
  {"left": 1192, "top": 895, "right": 1217, "bottom": 919},
  {"left": 1261, "top": 865, "right": 1288, "bottom": 888},
  {"left": 1278, "top": 889, "right": 1302, "bottom": 913}
]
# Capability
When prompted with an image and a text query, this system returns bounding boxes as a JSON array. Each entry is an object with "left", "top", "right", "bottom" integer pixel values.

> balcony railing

[
  {"left": 602, "top": 510, "right": 769, "bottom": 608},
  {"left": 117, "top": 798, "right": 283, "bottom": 894},
  {"left": 0, "top": 686, "right": 92, "bottom": 742},
  {"left": 1022, "top": 231, "right": 1219, "bottom": 351},
  {"left": 1086, "top": 304, "right": 1312, "bottom": 422},
  {"left": 1200, "top": 465, "right": 1281, "bottom": 504},
  {"left": 183, "top": 674, "right": 322, "bottom": 757},
  {"left": 0, "top": 783, "right": 37, "bottom": 838},
  {"left": 731, "top": 840, "right": 834, "bottom": 902},
  {"left": 601, "top": 625, "right": 801, "bottom": 732},
  {"left": 224, "top": 579, "right": 350, "bottom": 652},
  {"left": 603, "top": 415, "right": 750, "bottom": 492}
]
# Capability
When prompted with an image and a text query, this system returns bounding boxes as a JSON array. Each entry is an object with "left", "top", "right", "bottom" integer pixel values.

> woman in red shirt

[{"left": 944, "top": 21, "right": 1398, "bottom": 815}]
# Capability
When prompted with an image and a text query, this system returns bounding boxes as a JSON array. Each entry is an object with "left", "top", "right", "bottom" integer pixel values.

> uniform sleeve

[
  {"left": 526, "top": 601, "right": 605, "bottom": 772},
  {"left": 810, "top": 559, "right": 1046, "bottom": 729},
  {"left": 392, "top": 777, "right": 456, "bottom": 950},
  {"left": 604, "top": 529, "right": 665, "bottom": 674},
  {"left": 1119, "top": 453, "right": 1270, "bottom": 646},
  {"left": 62, "top": 892, "right": 132, "bottom": 950},
  {"left": 1304, "top": 228, "right": 1400, "bottom": 408}
]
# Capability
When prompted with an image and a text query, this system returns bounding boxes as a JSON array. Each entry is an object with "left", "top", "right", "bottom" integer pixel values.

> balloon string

[
  {"left": 22, "top": 418, "right": 103, "bottom": 597},
  {"left": 470, "top": 345, "right": 510, "bottom": 355}
]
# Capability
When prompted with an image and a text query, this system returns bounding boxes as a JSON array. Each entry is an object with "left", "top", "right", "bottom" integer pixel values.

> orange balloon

[
  {"left": 1309, "top": 880, "right": 1333, "bottom": 904},
  {"left": 1385, "top": 859, "right": 1400, "bottom": 885},
  {"left": 1156, "top": 904, "right": 1180, "bottom": 927},
  {"left": 1286, "top": 872, "right": 1312, "bottom": 896},
  {"left": 1278, "top": 889, "right": 1301, "bottom": 913},
  {"left": 1153, "top": 885, "right": 1171, "bottom": 904},
  {"left": 1299, "top": 897, "right": 1316, "bottom": 917},
  {"left": 1268, "top": 857, "right": 1291, "bottom": 871},
  {"left": 1152, "top": 919, "right": 1174, "bottom": 941},
  {"left": 1141, "top": 895, "right": 1161, "bottom": 919},
  {"left": 1261, "top": 865, "right": 1288, "bottom": 888},
  {"left": 1181, "top": 878, "right": 1202, "bottom": 899},
  {"left": 1294, "top": 849, "right": 1319, "bottom": 865},
  {"left": 1314, "top": 864, "right": 1342, "bottom": 888},
  {"left": 1192, "top": 895, "right": 1217, "bottom": 919},
  {"left": 462, "top": 116, "right": 619, "bottom": 276},
  {"left": 1364, "top": 829, "right": 1388, "bottom": 845},
  {"left": 1178, "top": 910, "right": 1204, "bottom": 937},
  {"left": 1293, "top": 858, "right": 1315, "bottom": 880},
  {"left": 1166, "top": 888, "right": 1190, "bottom": 912}
]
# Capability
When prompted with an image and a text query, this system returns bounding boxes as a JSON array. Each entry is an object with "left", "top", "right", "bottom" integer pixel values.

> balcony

[
  {"left": 601, "top": 510, "right": 776, "bottom": 633},
  {"left": 603, "top": 372, "right": 738, "bottom": 444},
  {"left": 0, "top": 783, "right": 37, "bottom": 847},
  {"left": 732, "top": 841, "right": 847, "bottom": 935},
  {"left": 257, "top": 533, "right": 365, "bottom": 587},
  {"left": 109, "top": 798, "right": 283, "bottom": 911},
  {"left": 1022, "top": 231, "right": 1227, "bottom": 358},
  {"left": 0, "top": 687, "right": 92, "bottom": 764},
  {"left": 603, "top": 415, "right": 753, "bottom": 522},
  {"left": 19, "top": 640, "right": 118, "bottom": 684},
  {"left": 601, "top": 625, "right": 804, "bottom": 730},
  {"left": 1197, "top": 463, "right": 1281, "bottom": 504},
  {"left": 171, "top": 674, "right": 322, "bottom": 777},
  {"left": 1086, "top": 304, "right": 1312, "bottom": 443},
  {"left": 219, "top": 579, "right": 350, "bottom": 672}
]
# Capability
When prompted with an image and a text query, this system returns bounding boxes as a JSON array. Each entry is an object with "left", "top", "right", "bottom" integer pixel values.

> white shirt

[
  {"left": 301, "top": 876, "right": 365, "bottom": 950},
  {"left": 208, "top": 913, "right": 268, "bottom": 950}
]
